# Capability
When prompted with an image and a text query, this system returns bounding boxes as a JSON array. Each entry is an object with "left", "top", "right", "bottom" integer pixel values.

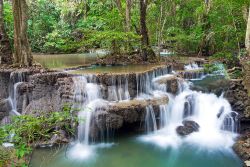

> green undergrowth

[{"left": 0, "top": 105, "right": 78, "bottom": 166}]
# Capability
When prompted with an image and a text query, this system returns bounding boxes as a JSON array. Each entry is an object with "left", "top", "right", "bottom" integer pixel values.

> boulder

[
  {"left": 108, "top": 96, "right": 169, "bottom": 123},
  {"left": 89, "top": 96, "right": 169, "bottom": 138},
  {"left": 153, "top": 75, "right": 181, "bottom": 94},
  {"left": 176, "top": 120, "right": 200, "bottom": 136},
  {"left": 49, "top": 130, "right": 69, "bottom": 144}
]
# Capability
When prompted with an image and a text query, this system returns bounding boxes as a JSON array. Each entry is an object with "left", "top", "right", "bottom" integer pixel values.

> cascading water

[
  {"left": 68, "top": 63, "right": 239, "bottom": 163},
  {"left": 72, "top": 76, "right": 101, "bottom": 143},
  {"left": 8, "top": 71, "right": 26, "bottom": 116},
  {"left": 145, "top": 105, "right": 157, "bottom": 133},
  {"left": 184, "top": 63, "right": 202, "bottom": 70},
  {"left": 141, "top": 79, "right": 239, "bottom": 150},
  {"left": 107, "top": 75, "right": 130, "bottom": 101},
  {"left": 69, "top": 76, "right": 113, "bottom": 160},
  {"left": 68, "top": 66, "right": 172, "bottom": 160},
  {"left": 30, "top": 64, "right": 242, "bottom": 167},
  {"left": 136, "top": 66, "right": 171, "bottom": 96}
]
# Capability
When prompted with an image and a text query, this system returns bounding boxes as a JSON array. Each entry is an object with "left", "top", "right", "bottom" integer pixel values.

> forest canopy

[{"left": 2, "top": 0, "right": 250, "bottom": 59}]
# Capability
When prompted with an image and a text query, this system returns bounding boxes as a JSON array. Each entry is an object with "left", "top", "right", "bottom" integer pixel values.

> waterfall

[
  {"left": 145, "top": 105, "right": 157, "bottom": 133},
  {"left": 136, "top": 66, "right": 171, "bottom": 96},
  {"left": 107, "top": 75, "right": 130, "bottom": 101},
  {"left": 72, "top": 76, "right": 101, "bottom": 144},
  {"left": 69, "top": 63, "right": 238, "bottom": 160},
  {"left": 8, "top": 71, "right": 26, "bottom": 116},
  {"left": 70, "top": 75, "right": 120, "bottom": 160},
  {"left": 184, "top": 63, "right": 202, "bottom": 71},
  {"left": 140, "top": 81, "right": 239, "bottom": 149}
]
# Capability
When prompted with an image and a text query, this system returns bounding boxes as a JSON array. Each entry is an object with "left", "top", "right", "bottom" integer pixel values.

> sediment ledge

[{"left": 91, "top": 96, "right": 169, "bottom": 138}]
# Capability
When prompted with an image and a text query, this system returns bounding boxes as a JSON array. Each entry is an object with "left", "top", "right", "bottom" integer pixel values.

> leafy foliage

[
  {"left": 0, "top": 105, "right": 77, "bottom": 165},
  {"left": 2, "top": 0, "right": 250, "bottom": 62}
]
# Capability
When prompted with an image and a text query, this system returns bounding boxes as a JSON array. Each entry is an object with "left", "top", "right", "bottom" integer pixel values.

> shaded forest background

[{"left": 2, "top": 0, "right": 250, "bottom": 60}]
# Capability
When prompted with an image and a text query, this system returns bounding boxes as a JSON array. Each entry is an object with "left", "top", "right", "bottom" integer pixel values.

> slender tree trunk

[
  {"left": 115, "top": 0, "right": 122, "bottom": 13},
  {"left": 84, "top": 0, "right": 88, "bottom": 20},
  {"left": 0, "top": 0, "right": 13, "bottom": 64},
  {"left": 140, "top": 0, "right": 155, "bottom": 61},
  {"left": 125, "top": 0, "right": 132, "bottom": 32},
  {"left": 157, "top": 2, "right": 168, "bottom": 55},
  {"left": 245, "top": 6, "right": 250, "bottom": 56},
  {"left": 125, "top": 0, "right": 132, "bottom": 52},
  {"left": 13, "top": 0, "right": 32, "bottom": 66}
]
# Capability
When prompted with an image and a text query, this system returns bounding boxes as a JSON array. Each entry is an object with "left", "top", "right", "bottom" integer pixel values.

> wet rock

[
  {"left": 108, "top": 96, "right": 168, "bottom": 123},
  {"left": 217, "top": 107, "right": 224, "bottom": 118},
  {"left": 94, "top": 111, "right": 123, "bottom": 129},
  {"left": 0, "top": 99, "right": 12, "bottom": 119},
  {"left": 183, "top": 95, "right": 195, "bottom": 118},
  {"left": 176, "top": 120, "right": 200, "bottom": 137},
  {"left": 49, "top": 130, "right": 69, "bottom": 144},
  {"left": 223, "top": 79, "right": 250, "bottom": 135},
  {"left": 89, "top": 96, "right": 169, "bottom": 137},
  {"left": 234, "top": 132, "right": 250, "bottom": 167},
  {"left": 153, "top": 75, "right": 181, "bottom": 94},
  {"left": 36, "top": 130, "right": 70, "bottom": 147},
  {"left": 178, "top": 69, "right": 205, "bottom": 80},
  {"left": 0, "top": 71, "right": 11, "bottom": 99}
]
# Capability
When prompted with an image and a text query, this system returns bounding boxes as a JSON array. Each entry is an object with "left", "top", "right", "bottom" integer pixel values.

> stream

[{"left": 28, "top": 58, "right": 242, "bottom": 167}]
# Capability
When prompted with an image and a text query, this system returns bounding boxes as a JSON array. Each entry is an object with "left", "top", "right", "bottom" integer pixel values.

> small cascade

[
  {"left": 181, "top": 62, "right": 206, "bottom": 80},
  {"left": 221, "top": 111, "right": 239, "bottom": 133},
  {"left": 68, "top": 65, "right": 173, "bottom": 159},
  {"left": 107, "top": 75, "right": 130, "bottom": 101},
  {"left": 144, "top": 105, "right": 157, "bottom": 133},
  {"left": 184, "top": 63, "right": 202, "bottom": 71},
  {"left": 182, "top": 71, "right": 205, "bottom": 80},
  {"left": 8, "top": 71, "right": 27, "bottom": 116},
  {"left": 159, "top": 105, "right": 170, "bottom": 128},
  {"left": 72, "top": 76, "right": 101, "bottom": 144},
  {"left": 136, "top": 66, "right": 172, "bottom": 96},
  {"left": 183, "top": 94, "right": 196, "bottom": 118},
  {"left": 140, "top": 81, "right": 239, "bottom": 149}
]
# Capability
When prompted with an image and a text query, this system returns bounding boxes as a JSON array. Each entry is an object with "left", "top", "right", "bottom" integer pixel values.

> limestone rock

[
  {"left": 176, "top": 120, "right": 200, "bottom": 136},
  {"left": 94, "top": 110, "right": 123, "bottom": 129},
  {"left": 234, "top": 132, "right": 250, "bottom": 166},
  {"left": 153, "top": 75, "right": 181, "bottom": 94},
  {"left": 0, "top": 99, "right": 12, "bottom": 119}
]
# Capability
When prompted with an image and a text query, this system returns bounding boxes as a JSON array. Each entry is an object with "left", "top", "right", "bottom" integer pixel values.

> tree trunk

[
  {"left": 125, "top": 0, "right": 132, "bottom": 52},
  {"left": 115, "top": 0, "right": 122, "bottom": 14},
  {"left": 84, "top": 0, "right": 88, "bottom": 20},
  {"left": 246, "top": 6, "right": 250, "bottom": 56},
  {"left": 126, "top": 0, "right": 132, "bottom": 32},
  {"left": 0, "top": 0, "right": 13, "bottom": 64},
  {"left": 13, "top": 0, "right": 32, "bottom": 66},
  {"left": 140, "top": 0, "right": 155, "bottom": 61}
]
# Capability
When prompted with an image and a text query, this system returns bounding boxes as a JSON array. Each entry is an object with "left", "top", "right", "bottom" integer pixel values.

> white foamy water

[
  {"left": 70, "top": 64, "right": 238, "bottom": 161},
  {"left": 140, "top": 82, "right": 238, "bottom": 150},
  {"left": 8, "top": 71, "right": 27, "bottom": 116},
  {"left": 184, "top": 63, "right": 203, "bottom": 71}
]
